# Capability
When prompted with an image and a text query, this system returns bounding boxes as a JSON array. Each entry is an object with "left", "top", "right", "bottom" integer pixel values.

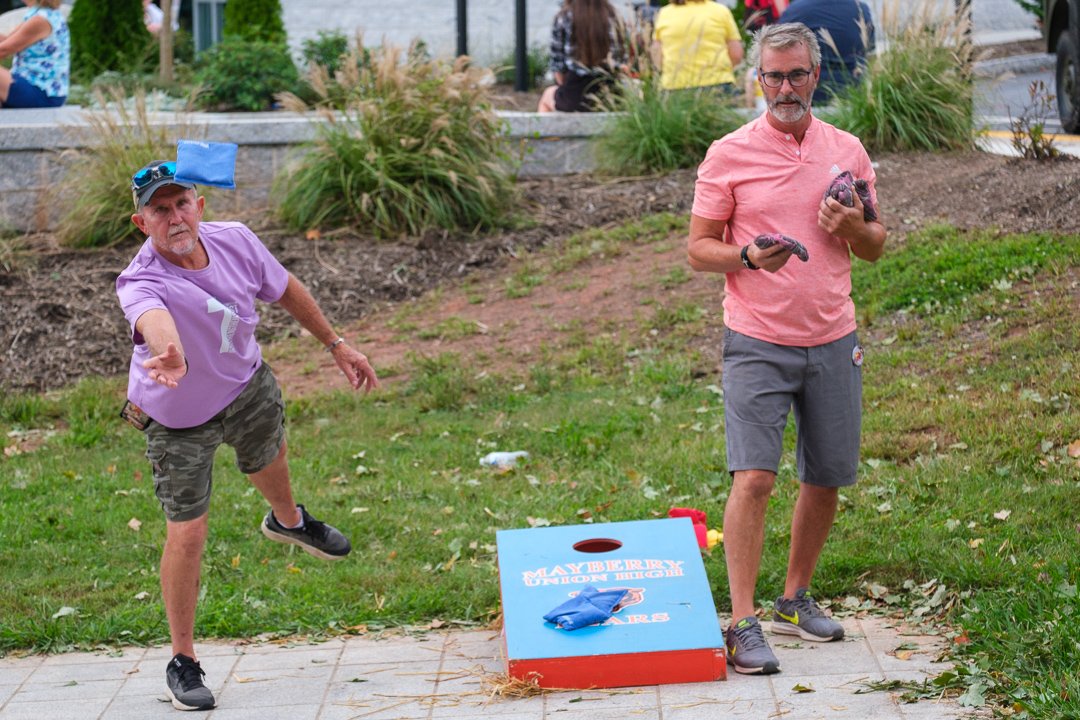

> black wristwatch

[{"left": 741, "top": 245, "right": 759, "bottom": 270}]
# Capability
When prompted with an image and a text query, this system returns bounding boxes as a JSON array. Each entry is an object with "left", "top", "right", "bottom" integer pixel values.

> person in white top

[{"left": 143, "top": 0, "right": 164, "bottom": 35}]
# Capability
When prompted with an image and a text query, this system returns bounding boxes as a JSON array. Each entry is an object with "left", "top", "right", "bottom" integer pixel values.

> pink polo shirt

[{"left": 692, "top": 113, "right": 876, "bottom": 347}]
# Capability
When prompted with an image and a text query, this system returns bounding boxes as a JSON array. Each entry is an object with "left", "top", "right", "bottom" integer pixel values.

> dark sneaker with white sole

[
  {"left": 726, "top": 616, "right": 781, "bottom": 674},
  {"left": 772, "top": 587, "right": 845, "bottom": 642},
  {"left": 165, "top": 654, "right": 215, "bottom": 711},
  {"left": 261, "top": 504, "right": 351, "bottom": 560}
]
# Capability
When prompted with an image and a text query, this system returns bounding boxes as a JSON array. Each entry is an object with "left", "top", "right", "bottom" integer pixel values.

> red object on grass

[{"left": 668, "top": 507, "right": 709, "bottom": 549}]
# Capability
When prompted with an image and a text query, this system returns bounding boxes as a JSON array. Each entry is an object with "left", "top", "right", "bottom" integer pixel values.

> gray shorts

[
  {"left": 722, "top": 328, "right": 862, "bottom": 487},
  {"left": 144, "top": 362, "right": 286, "bottom": 521}
]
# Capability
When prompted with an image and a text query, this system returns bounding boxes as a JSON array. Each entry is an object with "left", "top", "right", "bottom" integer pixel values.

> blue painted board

[{"left": 497, "top": 518, "right": 724, "bottom": 661}]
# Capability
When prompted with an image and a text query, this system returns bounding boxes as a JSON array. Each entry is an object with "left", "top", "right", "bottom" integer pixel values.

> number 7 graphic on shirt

[{"left": 207, "top": 297, "right": 240, "bottom": 354}]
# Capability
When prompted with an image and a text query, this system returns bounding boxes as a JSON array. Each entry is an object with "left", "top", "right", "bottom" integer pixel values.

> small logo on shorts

[{"left": 852, "top": 345, "right": 864, "bottom": 367}]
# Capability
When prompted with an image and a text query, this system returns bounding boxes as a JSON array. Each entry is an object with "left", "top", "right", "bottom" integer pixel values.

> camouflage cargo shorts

[{"left": 144, "top": 362, "right": 286, "bottom": 522}]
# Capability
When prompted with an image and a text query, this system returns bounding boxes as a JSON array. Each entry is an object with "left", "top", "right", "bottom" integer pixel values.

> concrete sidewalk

[{"left": 0, "top": 616, "right": 974, "bottom": 720}]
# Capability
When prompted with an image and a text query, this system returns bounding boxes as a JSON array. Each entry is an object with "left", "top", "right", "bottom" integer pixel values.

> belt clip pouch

[{"left": 119, "top": 400, "right": 151, "bottom": 431}]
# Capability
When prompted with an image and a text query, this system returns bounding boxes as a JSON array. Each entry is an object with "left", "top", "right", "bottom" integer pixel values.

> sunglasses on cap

[{"left": 131, "top": 161, "right": 177, "bottom": 192}]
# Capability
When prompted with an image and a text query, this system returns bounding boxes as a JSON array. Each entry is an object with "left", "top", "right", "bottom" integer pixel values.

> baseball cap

[{"left": 131, "top": 160, "right": 196, "bottom": 209}]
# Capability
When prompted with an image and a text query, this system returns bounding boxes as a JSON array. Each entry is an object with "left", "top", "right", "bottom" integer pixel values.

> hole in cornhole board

[{"left": 573, "top": 538, "right": 623, "bottom": 553}]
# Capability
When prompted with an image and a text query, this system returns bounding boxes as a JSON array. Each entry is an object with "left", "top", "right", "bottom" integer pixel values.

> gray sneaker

[
  {"left": 772, "top": 588, "right": 845, "bottom": 642},
  {"left": 726, "top": 616, "right": 781, "bottom": 674},
  {"left": 261, "top": 504, "right": 351, "bottom": 560},
  {"left": 165, "top": 654, "right": 215, "bottom": 711}
]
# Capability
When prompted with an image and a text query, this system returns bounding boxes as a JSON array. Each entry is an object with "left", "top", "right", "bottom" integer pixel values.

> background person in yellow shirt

[{"left": 651, "top": 0, "right": 744, "bottom": 93}]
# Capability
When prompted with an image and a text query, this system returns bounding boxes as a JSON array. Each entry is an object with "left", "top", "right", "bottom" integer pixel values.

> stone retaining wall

[{"left": 0, "top": 109, "right": 613, "bottom": 234}]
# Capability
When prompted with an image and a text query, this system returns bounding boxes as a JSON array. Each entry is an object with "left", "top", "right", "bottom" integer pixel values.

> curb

[{"left": 974, "top": 52, "right": 1055, "bottom": 77}]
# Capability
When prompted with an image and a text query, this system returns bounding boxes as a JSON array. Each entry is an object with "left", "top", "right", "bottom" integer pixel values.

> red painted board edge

[{"left": 507, "top": 647, "right": 727, "bottom": 689}]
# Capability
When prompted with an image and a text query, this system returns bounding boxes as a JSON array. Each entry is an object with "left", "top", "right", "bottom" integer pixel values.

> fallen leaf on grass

[
  {"left": 52, "top": 606, "right": 77, "bottom": 619},
  {"left": 969, "top": 538, "right": 985, "bottom": 549},
  {"left": 1068, "top": 439, "right": 1080, "bottom": 458},
  {"left": 993, "top": 509, "right": 1012, "bottom": 521},
  {"left": 128, "top": 517, "right": 142, "bottom": 532}
]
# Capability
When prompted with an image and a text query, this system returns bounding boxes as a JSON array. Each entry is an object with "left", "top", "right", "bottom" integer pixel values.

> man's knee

[
  {"left": 165, "top": 514, "right": 209, "bottom": 554},
  {"left": 732, "top": 469, "right": 777, "bottom": 501}
]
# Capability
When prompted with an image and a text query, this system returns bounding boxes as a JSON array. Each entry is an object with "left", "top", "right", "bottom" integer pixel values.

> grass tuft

[
  {"left": 826, "top": 0, "right": 975, "bottom": 152},
  {"left": 275, "top": 45, "right": 515, "bottom": 237}
]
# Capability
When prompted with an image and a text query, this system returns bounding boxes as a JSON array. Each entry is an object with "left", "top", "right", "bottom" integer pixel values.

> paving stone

[
  {"left": 339, "top": 636, "right": 446, "bottom": 665},
  {"left": 0, "top": 622, "right": 980, "bottom": 720},
  {"left": 231, "top": 646, "right": 342, "bottom": 671},
  {"left": 211, "top": 702, "right": 321, "bottom": 719},
  {"left": 428, "top": 692, "right": 546, "bottom": 718},
  {"left": 0, "top": 667, "right": 34, "bottom": 686},
  {"left": 37, "top": 648, "right": 145, "bottom": 666},
  {"left": 659, "top": 675, "right": 777, "bottom": 703},
  {"left": 0, "top": 698, "right": 111, "bottom": 719},
  {"left": 545, "top": 686, "right": 659, "bottom": 712},
  {"left": 7, "top": 678, "right": 123, "bottom": 703},
  {"left": 25, "top": 660, "right": 136, "bottom": 684},
  {"left": 97, "top": 693, "right": 181, "bottom": 720}
]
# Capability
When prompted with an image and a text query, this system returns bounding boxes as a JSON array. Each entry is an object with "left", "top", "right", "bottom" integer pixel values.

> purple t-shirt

[{"left": 116, "top": 222, "right": 290, "bottom": 429}]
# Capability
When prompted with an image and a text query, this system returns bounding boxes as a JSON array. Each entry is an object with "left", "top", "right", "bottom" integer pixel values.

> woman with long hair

[{"left": 538, "top": 0, "right": 626, "bottom": 113}]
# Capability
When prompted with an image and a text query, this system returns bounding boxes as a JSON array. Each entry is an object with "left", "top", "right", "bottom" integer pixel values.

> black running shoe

[
  {"left": 261, "top": 504, "right": 352, "bottom": 560},
  {"left": 165, "top": 653, "right": 215, "bottom": 711}
]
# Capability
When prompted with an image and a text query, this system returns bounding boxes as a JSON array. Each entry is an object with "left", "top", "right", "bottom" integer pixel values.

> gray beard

[{"left": 768, "top": 94, "right": 810, "bottom": 124}]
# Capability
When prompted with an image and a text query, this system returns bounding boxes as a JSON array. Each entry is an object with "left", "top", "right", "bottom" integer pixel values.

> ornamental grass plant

[
  {"left": 54, "top": 89, "right": 206, "bottom": 248},
  {"left": 826, "top": 0, "right": 976, "bottom": 152},
  {"left": 594, "top": 65, "right": 744, "bottom": 175},
  {"left": 275, "top": 42, "right": 515, "bottom": 237}
]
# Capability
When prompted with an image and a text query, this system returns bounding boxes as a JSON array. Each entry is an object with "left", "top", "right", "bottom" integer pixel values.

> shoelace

[
  {"left": 789, "top": 592, "right": 825, "bottom": 619},
  {"left": 174, "top": 660, "right": 206, "bottom": 691},
  {"left": 731, "top": 622, "right": 767, "bottom": 651},
  {"left": 300, "top": 518, "right": 330, "bottom": 541}
]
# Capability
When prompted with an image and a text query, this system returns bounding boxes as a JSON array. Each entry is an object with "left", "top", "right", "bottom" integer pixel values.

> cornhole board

[{"left": 496, "top": 517, "right": 726, "bottom": 689}]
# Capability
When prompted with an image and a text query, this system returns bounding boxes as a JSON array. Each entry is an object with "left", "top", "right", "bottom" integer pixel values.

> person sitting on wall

[
  {"left": 538, "top": 0, "right": 627, "bottom": 113},
  {"left": 0, "top": 0, "right": 69, "bottom": 109}
]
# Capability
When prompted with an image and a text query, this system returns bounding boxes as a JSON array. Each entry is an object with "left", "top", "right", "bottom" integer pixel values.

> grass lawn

[{"left": 0, "top": 219, "right": 1077, "bottom": 717}]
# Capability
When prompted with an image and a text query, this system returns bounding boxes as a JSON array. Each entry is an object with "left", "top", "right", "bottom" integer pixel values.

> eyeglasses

[
  {"left": 758, "top": 69, "right": 813, "bottom": 88},
  {"left": 131, "top": 161, "right": 177, "bottom": 192}
]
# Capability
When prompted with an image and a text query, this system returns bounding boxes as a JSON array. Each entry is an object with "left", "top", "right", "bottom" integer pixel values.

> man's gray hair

[{"left": 749, "top": 23, "right": 821, "bottom": 70}]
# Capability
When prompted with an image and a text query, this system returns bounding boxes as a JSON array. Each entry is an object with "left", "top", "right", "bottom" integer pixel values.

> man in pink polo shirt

[{"left": 688, "top": 23, "right": 886, "bottom": 675}]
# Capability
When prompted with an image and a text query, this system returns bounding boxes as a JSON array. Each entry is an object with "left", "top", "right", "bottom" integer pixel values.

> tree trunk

[{"left": 160, "top": 0, "right": 174, "bottom": 84}]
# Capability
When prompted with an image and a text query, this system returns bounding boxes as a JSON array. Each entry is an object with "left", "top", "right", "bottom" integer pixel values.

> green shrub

[
  {"left": 222, "top": 0, "right": 287, "bottom": 45},
  {"left": 68, "top": 0, "right": 155, "bottom": 82},
  {"left": 194, "top": 37, "right": 299, "bottom": 111},
  {"left": 594, "top": 71, "right": 744, "bottom": 174},
  {"left": 54, "top": 89, "right": 207, "bottom": 248},
  {"left": 275, "top": 47, "right": 515, "bottom": 237},
  {"left": 826, "top": 0, "right": 975, "bottom": 152},
  {"left": 301, "top": 30, "right": 350, "bottom": 75},
  {"left": 492, "top": 44, "right": 548, "bottom": 87}
]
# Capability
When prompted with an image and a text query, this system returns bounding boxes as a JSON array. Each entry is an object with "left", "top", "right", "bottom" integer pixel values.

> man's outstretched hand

[
  {"left": 143, "top": 342, "right": 187, "bottom": 389},
  {"left": 331, "top": 343, "right": 379, "bottom": 392}
]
